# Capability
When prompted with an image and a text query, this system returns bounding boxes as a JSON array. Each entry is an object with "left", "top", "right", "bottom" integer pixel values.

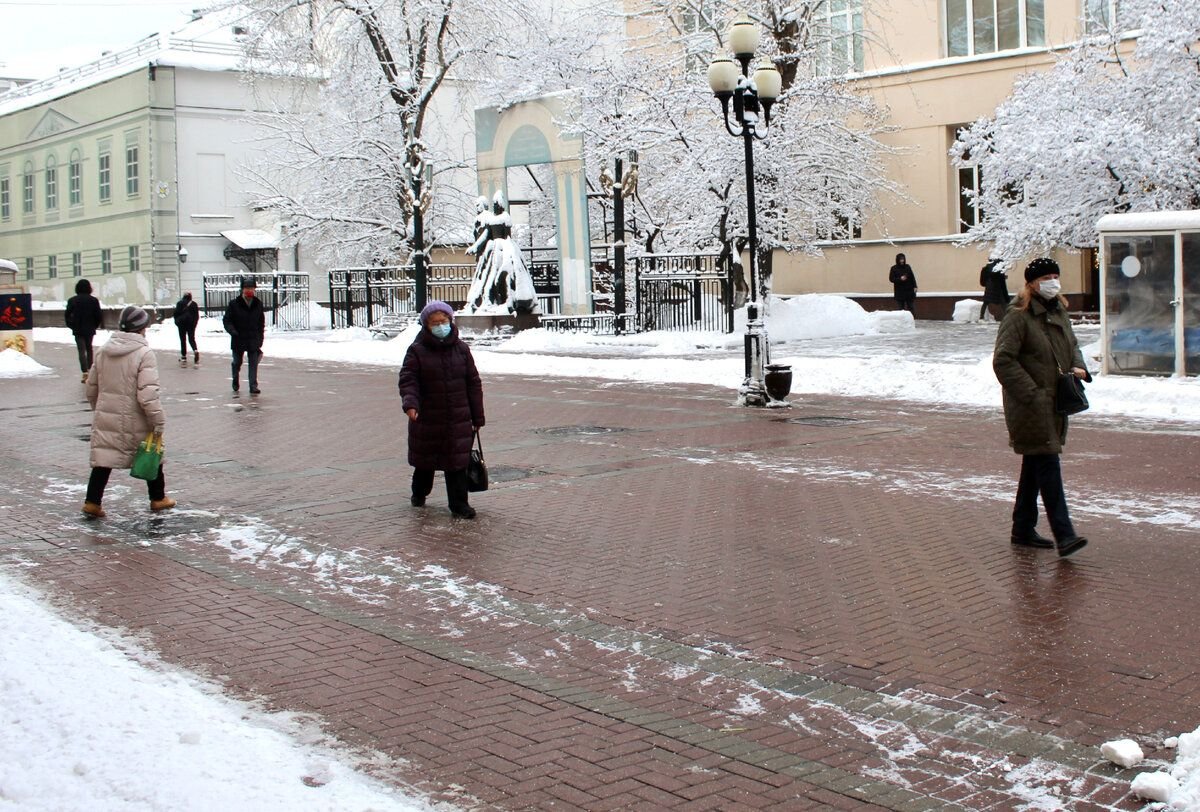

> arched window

[
  {"left": 22, "top": 161, "right": 34, "bottom": 214},
  {"left": 69, "top": 149, "right": 83, "bottom": 206},
  {"left": 45, "top": 155, "right": 58, "bottom": 210}
]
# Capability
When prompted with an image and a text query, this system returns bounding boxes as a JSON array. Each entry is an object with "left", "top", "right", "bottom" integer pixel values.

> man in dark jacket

[
  {"left": 65, "top": 278, "right": 104, "bottom": 382},
  {"left": 979, "top": 259, "right": 1011, "bottom": 322},
  {"left": 888, "top": 253, "right": 918, "bottom": 314},
  {"left": 222, "top": 277, "right": 265, "bottom": 394},
  {"left": 173, "top": 291, "right": 200, "bottom": 367}
]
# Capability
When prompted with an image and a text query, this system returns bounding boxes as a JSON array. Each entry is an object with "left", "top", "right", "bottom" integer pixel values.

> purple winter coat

[{"left": 398, "top": 325, "right": 485, "bottom": 471}]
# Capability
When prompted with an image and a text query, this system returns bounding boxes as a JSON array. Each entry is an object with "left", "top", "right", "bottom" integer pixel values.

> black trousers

[
  {"left": 412, "top": 468, "right": 470, "bottom": 510},
  {"left": 87, "top": 465, "right": 165, "bottom": 504},
  {"left": 74, "top": 334, "right": 94, "bottom": 373},
  {"left": 231, "top": 348, "right": 261, "bottom": 389},
  {"left": 178, "top": 325, "right": 198, "bottom": 356},
  {"left": 895, "top": 297, "right": 915, "bottom": 313},
  {"left": 1012, "top": 454, "right": 1075, "bottom": 541},
  {"left": 979, "top": 301, "right": 1008, "bottom": 322}
]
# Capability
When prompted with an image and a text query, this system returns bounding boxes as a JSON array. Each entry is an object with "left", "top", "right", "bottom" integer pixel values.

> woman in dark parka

[
  {"left": 993, "top": 257, "right": 1091, "bottom": 557},
  {"left": 398, "top": 301, "right": 485, "bottom": 518}
]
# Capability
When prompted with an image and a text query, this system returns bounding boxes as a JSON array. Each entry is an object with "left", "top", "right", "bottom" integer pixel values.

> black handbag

[
  {"left": 466, "top": 430, "right": 489, "bottom": 492},
  {"left": 1055, "top": 370, "right": 1089, "bottom": 415}
]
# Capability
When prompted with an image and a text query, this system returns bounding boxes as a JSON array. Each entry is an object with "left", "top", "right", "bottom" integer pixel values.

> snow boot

[
  {"left": 193, "top": 352, "right": 200, "bottom": 367},
  {"left": 150, "top": 497, "right": 177, "bottom": 512},
  {"left": 82, "top": 501, "right": 106, "bottom": 518}
]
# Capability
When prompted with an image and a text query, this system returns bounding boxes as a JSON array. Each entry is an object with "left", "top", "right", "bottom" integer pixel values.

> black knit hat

[
  {"left": 241, "top": 277, "right": 257, "bottom": 289},
  {"left": 118, "top": 305, "right": 150, "bottom": 332},
  {"left": 1024, "top": 257, "right": 1059, "bottom": 284}
]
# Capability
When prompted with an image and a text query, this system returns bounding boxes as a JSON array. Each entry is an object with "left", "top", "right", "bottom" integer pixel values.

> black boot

[
  {"left": 1011, "top": 530, "right": 1054, "bottom": 549},
  {"left": 1057, "top": 536, "right": 1088, "bottom": 557}
]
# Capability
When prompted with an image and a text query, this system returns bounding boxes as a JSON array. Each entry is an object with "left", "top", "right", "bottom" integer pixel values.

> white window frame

[
  {"left": 98, "top": 153, "right": 111, "bottom": 202},
  {"left": 128, "top": 245, "right": 140, "bottom": 273},
  {"left": 22, "top": 163, "right": 34, "bottom": 214},
  {"left": 0, "top": 176, "right": 9, "bottom": 221},
  {"left": 125, "top": 143, "right": 140, "bottom": 197},
  {"left": 72, "top": 252, "right": 82, "bottom": 277},
  {"left": 817, "top": 0, "right": 865, "bottom": 76},
  {"left": 945, "top": 0, "right": 1045, "bottom": 58},
  {"left": 45, "top": 155, "right": 58, "bottom": 210},
  {"left": 69, "top": 150, "right": 82, "bottom": 207},
  {"left": 101, "top": 248, "right": 112, "bottom": 275},
  {"left": 48, "top": 255, "right": 58, "bottom": 279}
]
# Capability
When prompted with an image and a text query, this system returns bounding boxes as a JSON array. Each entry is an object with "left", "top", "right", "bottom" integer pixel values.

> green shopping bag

[{"left": 130, "top": 432, "right": 164, "bottom": 481}]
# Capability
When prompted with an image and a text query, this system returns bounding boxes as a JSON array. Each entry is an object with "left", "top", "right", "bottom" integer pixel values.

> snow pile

[
  {"left": 952, "top": 299, "right": 985, "bottom": 323},
  {"left": 0, "top": 347, "right": 53, "bottom": 378},
  {"left": 323, "top": 326, "right": 374, "bottom": 343},
  {"left": 1100, "top": 738, "right": 1143, "bottom": 768},
  {"left": 0, "top": 569, "right": 431, "bottom": 811},
  {"left": 735, "top": 294, "right": 893, "bottom": 342},
  {"left": 1130, "top": 727, "right": 1200, "bottom": 807}
]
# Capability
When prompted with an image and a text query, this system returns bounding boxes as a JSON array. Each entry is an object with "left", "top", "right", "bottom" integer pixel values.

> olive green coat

[{"left": 993, "top": 297, "right": 1086, "bottom": 456}]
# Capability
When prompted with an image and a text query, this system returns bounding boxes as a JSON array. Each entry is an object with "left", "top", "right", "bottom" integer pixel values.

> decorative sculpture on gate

[{"left": 464, "top": 191, "right": 539, "bottom": 315}]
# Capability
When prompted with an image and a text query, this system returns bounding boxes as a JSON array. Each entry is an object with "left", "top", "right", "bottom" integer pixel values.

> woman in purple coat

[{"left": 398, "top": 301, "right": 485, "bottom": 518}]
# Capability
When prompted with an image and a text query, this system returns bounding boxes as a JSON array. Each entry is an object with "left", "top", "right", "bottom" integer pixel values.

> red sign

[{"left": 0, "top": 294, "right": 32, "bottom": 330}]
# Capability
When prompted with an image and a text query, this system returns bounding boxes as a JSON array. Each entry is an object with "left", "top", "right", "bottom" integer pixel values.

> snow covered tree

[
  {"left": 482, "top": 0, "right": 899, "bottom": 305},
  {"left": 952, "top": 0, "right": 1200, "bottom": 259},
  {"left": 221, "top": 0, "right": 519, "bottom": 269}
]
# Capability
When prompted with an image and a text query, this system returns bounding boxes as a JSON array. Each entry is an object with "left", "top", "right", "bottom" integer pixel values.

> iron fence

[
  {"left": 327, "top": 265, "right": 476, "bottom": 329},
  {"left": 202, "top": 273, "right": 310, "bottom": 331},
  {"left": 632, "top": 254, "right": 731, "bottom": 333}
]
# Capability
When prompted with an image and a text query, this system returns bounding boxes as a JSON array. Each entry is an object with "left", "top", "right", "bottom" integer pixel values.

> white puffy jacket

[{"left": 85, "top": 331, "right": 165, "bottom": 469}]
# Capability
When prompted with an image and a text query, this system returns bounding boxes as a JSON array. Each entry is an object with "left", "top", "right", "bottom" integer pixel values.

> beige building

[{"left": 772, "top": 0, "right": 1111, "bottom": 315}]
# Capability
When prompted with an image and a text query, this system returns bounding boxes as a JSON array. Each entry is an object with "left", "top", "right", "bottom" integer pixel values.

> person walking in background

[
  {"left": 174, "top": 291, "right": 200, "bottom": 367},
  {"left": 888, "top": 253, "right": 918, "bottom": 314},
  {"left": 65, "top": 278, "right": 103, "bottom": 382},
  {"left": 979, "top": 258, "right": 1011, "bottom": 322},
  {"left": 993, "top": 257, "right": 1091, "bottom": 557},
  {"left": 82, "top": 305, "right": 175, "bottom": 517},
  {"left": 222, "top": 277, "right": 265, "bottom": 394},
  {"left": 398, "top": 301, "right": 485, "bottom": 519}
]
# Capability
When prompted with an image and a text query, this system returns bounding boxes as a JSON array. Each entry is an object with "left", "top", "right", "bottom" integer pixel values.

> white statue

[{"left": 464, "top": 191, "right": 539, "bottom": 315}]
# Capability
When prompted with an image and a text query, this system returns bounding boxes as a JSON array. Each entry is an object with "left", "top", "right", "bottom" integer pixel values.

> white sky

[{"left": 0, "top": 0, "right": 201, "bottom": 80}]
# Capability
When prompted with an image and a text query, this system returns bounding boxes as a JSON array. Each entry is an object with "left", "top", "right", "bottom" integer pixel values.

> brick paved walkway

[{"left": 3, "top": 341, "right": 1199, "bottom": 810}]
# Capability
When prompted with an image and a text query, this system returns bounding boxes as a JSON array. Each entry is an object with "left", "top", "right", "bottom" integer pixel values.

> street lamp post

[{"left": 708, "top": 14, "right": 781, "bottom": 407}]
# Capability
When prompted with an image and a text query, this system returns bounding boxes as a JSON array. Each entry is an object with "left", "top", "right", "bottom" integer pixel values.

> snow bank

[
  {"left": 1129, "top": 726, "right": 1200, "bottom": 808},
  {"left": 952, "top": 299, "right": 985, "bottom": 323},
  {"left": 0, "top": 569, "right": 430, "bottom": 811},
  {"left": 0, "top": 347, "right": 53, "bottom": 378}
]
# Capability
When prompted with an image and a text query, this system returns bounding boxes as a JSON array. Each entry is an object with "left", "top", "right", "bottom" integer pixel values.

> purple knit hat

[{"left": 419, "top": 300, "right": 455, "bottom": 325}]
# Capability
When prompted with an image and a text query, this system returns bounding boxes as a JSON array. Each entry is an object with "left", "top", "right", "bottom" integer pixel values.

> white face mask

[{"left": 1037, "top": 278, "right": 1061, "bottom": 299}]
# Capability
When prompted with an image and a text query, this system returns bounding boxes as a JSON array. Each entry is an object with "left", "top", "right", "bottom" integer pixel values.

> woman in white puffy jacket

[{"left": 82, "top": 305, "right": 175, "bottom": 517}]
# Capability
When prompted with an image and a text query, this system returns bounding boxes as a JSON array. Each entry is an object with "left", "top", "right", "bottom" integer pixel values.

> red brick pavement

[{"left": 3, "top": 341, "right": 1199, "bottom": 810}]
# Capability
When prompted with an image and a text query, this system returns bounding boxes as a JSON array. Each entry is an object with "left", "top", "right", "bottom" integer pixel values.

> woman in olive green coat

[{"left": 992, "top": 258, "right": 1091, "bottom": 557}]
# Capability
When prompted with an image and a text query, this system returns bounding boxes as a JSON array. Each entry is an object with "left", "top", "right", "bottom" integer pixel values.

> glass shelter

[{"left": 1097, "top": 211, "right": 1200, "bottom": 376}]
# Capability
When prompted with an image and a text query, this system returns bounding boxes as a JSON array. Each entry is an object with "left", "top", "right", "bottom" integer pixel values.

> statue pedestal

[{"left": 455, "top": 312, "right": 541, "bottom": 333}]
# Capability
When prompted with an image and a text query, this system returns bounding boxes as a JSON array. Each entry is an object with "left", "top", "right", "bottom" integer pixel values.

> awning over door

[{"left": 220, "top": 229, "right": 279, "bottom": 250}]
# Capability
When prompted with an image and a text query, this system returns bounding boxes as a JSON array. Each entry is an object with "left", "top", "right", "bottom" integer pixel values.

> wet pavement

[{"left": 2, "top": 340, "right": 1197, "bottom": 810}]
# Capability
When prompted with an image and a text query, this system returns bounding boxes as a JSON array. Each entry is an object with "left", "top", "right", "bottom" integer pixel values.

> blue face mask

[{"left": 430, "top": 323, "right": 452, "bottom": 339}]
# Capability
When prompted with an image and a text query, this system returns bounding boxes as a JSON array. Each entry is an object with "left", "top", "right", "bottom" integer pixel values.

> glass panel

[
  {"left": 1104, "top": 234, "right": 1177, "bottom": 375},
  {"left": 947, "top": 0, "right": 968, "bottom": 56},
  {"left": 852, "top": 12, "right": 863, "bottom": 70},
  {"left": 1025, "top": 0, "right": 1045, "bottom": 45},
  {"left": 1183, "top": 233, "right": 1200, "bottom": 375},
  {"left": 973, "top": 0, "right": 995, "bottom": 54},
  {"left": 958, "top": 167, "right": 977, "bottom": 231},
  {"left": 996, "top": 0, "right": 1019, "bottom": 49}
]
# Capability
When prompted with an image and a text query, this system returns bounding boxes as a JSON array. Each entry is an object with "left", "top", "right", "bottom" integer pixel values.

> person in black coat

[
  {"left": 888, "top": 253, "right": 918, "bottom": 314},
  {"left": 65, "top": 278, "right": 104, "bottom": 382},
  {"left": 398, "top": 301, "right": 485, "bottom": 519},
  {"left": 222, "top": 277, "right": 265, "bottom": 394},
  {"left": 173, "top": 291, "right": 201, "bottom": 366},
  {"left": 979, "top": 259, "right": 1011, "bottom": 322}
]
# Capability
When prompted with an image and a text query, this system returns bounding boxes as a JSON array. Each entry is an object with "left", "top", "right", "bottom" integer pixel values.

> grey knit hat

[{"left": 118, "top": 305, "right": 150, "bottom": 332}]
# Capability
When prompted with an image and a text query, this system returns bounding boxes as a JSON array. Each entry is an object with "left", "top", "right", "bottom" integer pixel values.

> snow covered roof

[
  {"left": 221, "top": 229, "right": 278, "bottom": 250},
  {"left": 0, "top": 259, "right": 19, "bottom": 273},
  {"left": 0, "top": 10, "right": 250, "bottom": 117},
  {"left": 1097, "top": 211, "right": 1200, "bottom": 233}
]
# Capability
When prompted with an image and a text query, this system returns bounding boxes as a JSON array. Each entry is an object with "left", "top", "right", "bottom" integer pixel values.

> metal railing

[
  {"left": 202, "top": 273, "right": 311, "bottom": 331},
  {"left": 632, "top": 253, "right": 731, "bottom": 333},
  {"left": 327, "top": 265, "right": 476, "bottom": 329}
]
